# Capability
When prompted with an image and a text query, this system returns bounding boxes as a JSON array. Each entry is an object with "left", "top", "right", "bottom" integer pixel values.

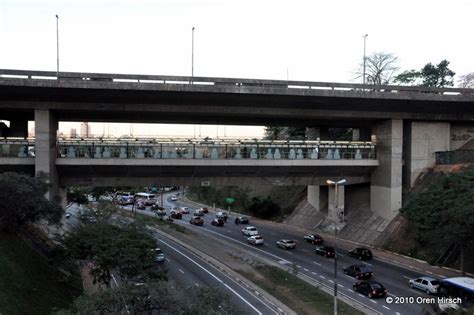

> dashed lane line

[{"left": 382, "top": 305, "right": 390, "bottom": 310}]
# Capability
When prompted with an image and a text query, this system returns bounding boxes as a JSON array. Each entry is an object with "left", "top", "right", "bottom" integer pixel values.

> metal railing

[
  {"left": 0, "top": 138, "right": 35, "bottom": 158},
  {"left": 1, "top": 69, "right": 473, "bottom": 97},
  {"left": 435, "top": 150, "right": 474, "bottom": 165}
]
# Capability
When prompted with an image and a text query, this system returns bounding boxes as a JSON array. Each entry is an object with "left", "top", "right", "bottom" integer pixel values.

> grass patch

[
  {"left": 120, "top": 210, "right": 187, "bottom": 234},
  {"left": 241, "top": 265, "right": 364, "bottom": 315},
  {"left": 0, "top": 232, "right": 83, "bottom": 315}
]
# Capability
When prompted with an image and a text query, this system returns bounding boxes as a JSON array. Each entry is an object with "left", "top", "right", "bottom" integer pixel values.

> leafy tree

[
  {"left": 62, "top": 223, "right": 163, "bottom": 286},
  {"left": 458, "top": 72, "right": 474, "bottom": 88},
  {"left": 66, "top": 187, "right": 89, "bottom": 207},
  {"left": 401, "top": 168, "right": 474, "bottom": 274},
  {"left": 0, "top": 172, "right": 62, "bottom": 232},
  {"left": 395, "top": 59, "right": 455, "bottom": 87},
  {"left": 357, "top": 52, "right": 399, "bottom": 85},
  {"left": 57, "top": 281, "right": 242, "bottom": 315},
  {"left": 246, "top": 197, "right": 281, "bottom": 219},
  {"left": 81, "top": 200, "right": 119, "bottom": 224},
  {"left": 90, "top": 186, "right": 114, "bottom": 201}
]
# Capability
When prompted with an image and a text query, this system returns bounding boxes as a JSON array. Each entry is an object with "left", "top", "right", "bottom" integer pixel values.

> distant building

[
  {"left": 80, "top": 122, "right": 91, "bottom": 138},
  {"left": 28, "top": 127, "right": 35, "bottom": 138},
  {"left": 70, "top": 128, "right": 77, "bottom": 138}
]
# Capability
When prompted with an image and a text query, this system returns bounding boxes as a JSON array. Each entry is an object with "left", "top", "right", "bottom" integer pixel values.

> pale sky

[{"left": 2, "top": 0, "right": 473, "bottom": 138}]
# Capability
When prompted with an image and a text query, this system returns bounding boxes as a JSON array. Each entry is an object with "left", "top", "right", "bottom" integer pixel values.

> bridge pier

[
  {"left": 370, "top": 119, "right": 403, "bottom": 220},
  {"left": 34, "top": 109, "right": 60, "bottom": 202},
  {"left": 328, "top": 184, "right": 345, "bottom": 221},
  {"left": 307, "top": 185, "right": 320, "bottom": 210}
]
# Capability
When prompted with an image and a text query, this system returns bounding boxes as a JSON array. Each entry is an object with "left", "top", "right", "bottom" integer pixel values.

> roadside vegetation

[
  {"left": 241, "top": 265, "right": 364, "bottom": 315},
  {"left": 120, "top": 210, "right": 188, "bottom": 233}
]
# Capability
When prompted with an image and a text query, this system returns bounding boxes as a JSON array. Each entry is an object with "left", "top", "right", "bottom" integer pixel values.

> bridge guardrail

[
  {"left": 435, "top": 150, "right": 474, "bottom": 165},
  {"left": 1, "top": 69, "right": 473, "bottom": 97}
]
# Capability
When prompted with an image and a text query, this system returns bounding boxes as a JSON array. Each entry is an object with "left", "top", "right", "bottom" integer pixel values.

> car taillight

[{"left": 372, "top": 290, "right": 377, "bottom": 295}]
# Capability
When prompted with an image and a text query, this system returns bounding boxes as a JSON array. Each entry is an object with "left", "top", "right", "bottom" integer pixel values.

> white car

[
  {"left": 242, "top": 226, "right": 259, "bottom": 236},
  {"left": 180, "top": 206, "right": 190, "bottom": 214},
  {"left": 170, "top": 195, "right": 177, "bottom": 201},
  {"left": 153, "top": 248, "right": 165, "bottom": 263},
  {"left": 409, "top": 276, "right": 440, "bottom": 294},
  {"left": 248, "top": 235, "right": 264, "bottom": 246}
]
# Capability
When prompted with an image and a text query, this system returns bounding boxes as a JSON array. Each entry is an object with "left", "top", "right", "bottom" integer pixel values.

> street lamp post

[
  {"left": 362, "top": 34, "right": 368, "bottom": 85},
  {"left": 55, "top": 14, "right": 60, "bottom": 79},
  {"left": 326, "top": 178, "right": 347, "bottom": 315},
  {"left": 191, "top": 27, "right": 195, "bottom": 83}
]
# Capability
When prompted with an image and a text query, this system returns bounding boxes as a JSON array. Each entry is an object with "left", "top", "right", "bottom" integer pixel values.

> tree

[
  {"left": 61, "top": 223, "right": 163, "bottom": 286},
  {"left": 66, "top": 187, "right": 89, "bottom": 207},
  {"left": 395, "top": 59, "right": 455, "bottom": 87},
  {"left": 458, "top": 72, "right": 474, "bottom": 88},
  {"left": 0, "top": 172, "right": 62, "bottom": 231},
  {"left": 90, "top": 186, "right": 114, "bottom": 201},
  {"left": 400, "top": 168, "right": 474, "bottom": 274},
  {"left": 357, "top": 52, "right": 399, "bottom": 85},
  {"left": 81, "top": 200, "right": 119, "bottom": 224},
  {"left": 263, "top": 126, "right": 306, "bottom": 140}
]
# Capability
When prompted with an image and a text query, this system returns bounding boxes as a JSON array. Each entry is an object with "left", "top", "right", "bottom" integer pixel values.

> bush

[{"left": 246, "top": 197, "right": 281, "bottom": 219}]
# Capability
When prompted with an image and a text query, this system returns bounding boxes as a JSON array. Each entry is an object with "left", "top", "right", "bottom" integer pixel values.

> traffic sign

[{"left": 225, "top": 197, "right": 235, "bottom": 204}]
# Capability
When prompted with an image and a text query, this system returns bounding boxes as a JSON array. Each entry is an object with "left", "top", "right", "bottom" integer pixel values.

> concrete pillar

[
  {"left": 307, "top": 185, "right": 320, "bottom": 210},
  {"left": 9, "top": 119, "right": 28, "bottom": 138},
  {"left": 406, "top": 121, "right": 450, "bottom": 187},
  {"left": 370, "top": 119, "right": 403, "bottom": 220},
  {"left": 59, "top": 187, "right": 67, "bottom": 209},
  {"left": 35, "top": 110, "right": 59, "bottom": 202},
  {"left": 328, "top": 185, "right": 344, "bottom": 222},
  {"left": 352, "top": 128, "right": 361, "bottom": 141}
]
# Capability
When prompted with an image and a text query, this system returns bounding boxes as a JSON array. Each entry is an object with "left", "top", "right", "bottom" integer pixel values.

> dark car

[
  {"left": 315, "top": 245, "right": 335, "bottom": 258},
  {"left": 235, "top": 216, "right": 249, "bottom": 224},
  {"left": 151, "top": 204, "right": 164, "bottom": 211},
  {"left": 343, "top": 265, "right": 374, "bottom": 279},
  {"left": 216, "top": 211, "right": 228, "bottom": 222},
  {"left": 170, "top": 210, "right": 182, "bottom": 219},
  {"left": 348, "top": 248, "right": 373, "bottom": 260},
  {"left": 190, "top": 216, "right": 204, "bottom": 226},
  {"left": 353, "top": 281, "right": 387, "bottom": 298},
  {"left": 201, "top": 207, "right": 209, "bottom": 214},
  {"left": 211, "top": 218, "right": 225, "bottom": 227},
  {"left": 304, "top": 234, "right": 324, "bottom": 244}
]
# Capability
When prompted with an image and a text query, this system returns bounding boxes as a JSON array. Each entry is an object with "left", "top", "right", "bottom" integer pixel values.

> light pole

[
  {"left": 55, "top": 14, "right": 60, "bottom": 79},
  {"left": 362, "top": 34, "right": 368, "bottom": 85},
  {"left": 191, "top": 26, "right": 195, "bottom": 83},
  {"left": 326, "top": 178, "right": 347, "bottom": 315}
]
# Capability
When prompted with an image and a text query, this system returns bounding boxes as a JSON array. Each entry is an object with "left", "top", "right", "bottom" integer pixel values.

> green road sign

[{"left": 225, "top": 197, "right": 235, "bottom": 204}]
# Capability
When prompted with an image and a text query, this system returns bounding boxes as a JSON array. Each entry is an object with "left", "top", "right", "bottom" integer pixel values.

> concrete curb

[{"left": 149, "top": 226, "right": 296, "bottom": 315}]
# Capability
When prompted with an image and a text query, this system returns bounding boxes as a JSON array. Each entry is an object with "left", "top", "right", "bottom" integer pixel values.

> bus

[{"left": 437, "top": 277, "right": 474, "bottom": 312}]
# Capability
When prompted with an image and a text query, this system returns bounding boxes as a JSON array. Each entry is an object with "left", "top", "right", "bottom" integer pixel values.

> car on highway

[
  {"left": 304, "top": 234, "right": 324, "bottom": 244},
  {"left": 247, "top": 235, "right": 264, "bottom": 246},
  {"left": 242, "top": 226, "right": 259, "bottom": 236},
  {"left": 409, "top": 276, "right": 440, "bottom": 295},
  {"left": 348, "top": 247, "right": 373, "bottom": 260},
  {"left": 211, "top": 218, "right": 225, "bottom": 227},
  {"left": 151, "top": 204, "right": 164, "bottom": 211},
  {"left": 170, "top": 195, "right": 178, "bottom": 201},
  {"left": 170, "top": 210, "right": 182, "bottom": 219},
  {"left": 136, "top": 201, "right": 146, "bottom": 210},
  {"left": 180, "top": 206, "right": 190, "bottom": 214},
  {"left": 153, "top": 248, "right": 165, "bottom": 263},
  {"left": 65, "top": 212, "right": 71, "bottom": 219},
  {"left": 353, "top": 281, "right": 387, "bottom": 298},
  {"left": 343, "top": 264, "right": 374, "bottom": 279},
  {"left": 235, "top": 216, "right": 249, "bottom": 224},
  {"left": 200, "top": 207, "right": 209, "bottom": 213},
  {"left": 216, "top": 211, "right": 228, "bottom": 221},
  {"left": 115, "top": 191, "right": 135, "bottom": 205},
  {"left": 190, "top": 216, "right": 204, "bottom": 226},
  {"left": 315, "top": 245, "right": 335, "bottom": 258},
  {"left": 155, "top": 209, "right": 167, "bottom": 217},
  {"left": 194, "top": 209, "right": 205, "bottom": 216},
  {"left": 276, "top": 239, "right": 296, "bottom": 249},
  {"left": 135, "top": 192, "right": 157, "bottom": 206}
]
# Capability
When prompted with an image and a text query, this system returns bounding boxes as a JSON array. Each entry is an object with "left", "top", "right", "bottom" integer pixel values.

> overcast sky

[{"left": 2, "top": 0, "right": 473, "bottom": 138}]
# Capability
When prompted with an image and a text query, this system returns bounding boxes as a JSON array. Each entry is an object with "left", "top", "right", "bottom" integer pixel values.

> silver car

[{"left": 409, "top": 276, "right": 440, "bottom": 294}]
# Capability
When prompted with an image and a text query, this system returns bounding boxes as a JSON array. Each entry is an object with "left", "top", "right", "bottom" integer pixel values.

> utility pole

[
  {"left": 363, "top": 34, "right": 368, "bottom": 85},
  {"left": 191, "top": 27, "right": 195, "bottom": 83}
]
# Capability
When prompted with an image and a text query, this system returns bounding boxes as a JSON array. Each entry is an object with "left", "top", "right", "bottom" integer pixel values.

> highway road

[{"left": 139, "top": 193, "right": 440, "bottom": 315}]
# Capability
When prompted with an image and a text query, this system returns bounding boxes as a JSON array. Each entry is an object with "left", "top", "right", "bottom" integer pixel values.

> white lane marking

[
  {"left": 195, "top": 283, "right": 199, "bottom": 287},
  {"left": 311, "top": 272, "right": 317, "bottom": 275},
  {"left": 158, "top": 239, "right": 263, "bottom": 315},
  {"left": 382, "top": 305, "right": 390, "bottom": 310},
  {"left": 403, "top": 276, "right": 411, "bottom": 280},
  {"left": 227, "top": 230, "right": 232, "bottom": 233},
  {"left": 338, "top": 284, "right": 344, "bottom": 288},
  {"left": 363, "top": 262, "right": 373, "bottom": 266},
  {"left": 358, "top": 294, "right": 365, "bottom": 298},
  {"left": 348, "top": 289, "right": 354, "bottom": 293},
  {"left": 396, "top": 312, "right": 401, "bottom": 315},
  {"left": 166, "top": 258, "right": 170, "bottom": 262},
  {"left": 370, "top": 300, "right": 377, "bottom": 304},
  {"left": 328, "top": 280, "right": 334, "bottom": 283},
  {"left": 286, "top": 251, "right": 293, "bottom": 255},
  {"left": 301, "top": 249, "right": 308, "bottom": 253},
  {"left": 426, "top": 270, "right": 433, "bottom": 275},
  {"left": 319, "top": 275, "right": 326, "bottom": 279},
  {"left": 297, "top": 265, "right": 302, "bottom": 268},
  {"left": 179, "top": 268, "right": 185, "bottom": 274},
  {"left": 313, "top": 261, "right": 321, "bottom": 266},
  {"left": 303, "top": 268, "right": 309, "bottom": 272}
]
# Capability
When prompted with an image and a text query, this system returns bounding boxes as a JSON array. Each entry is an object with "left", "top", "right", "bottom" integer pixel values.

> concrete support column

[
  {"left": 35, "top": 110, "right": 59, "bottom": 202},
  {"left": 9, "top": 119, "right": 28, "bottom": 138},
  {"left": 307, "top": 185, "right": 320, "bottom": 210},
  {"left": 370, "top": 119, "right": 403, "bottom": 220},
  {"left": 59, "top": 187, "right": 67, "bottom": 209},
  {"left": 328, "top": 185, "right": 344, "bottom": 222}
]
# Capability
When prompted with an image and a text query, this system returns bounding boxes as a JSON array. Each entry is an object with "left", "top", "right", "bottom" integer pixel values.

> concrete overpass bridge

[{"left": 1, "top": 69, "right": 474, "bottom": 221}]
